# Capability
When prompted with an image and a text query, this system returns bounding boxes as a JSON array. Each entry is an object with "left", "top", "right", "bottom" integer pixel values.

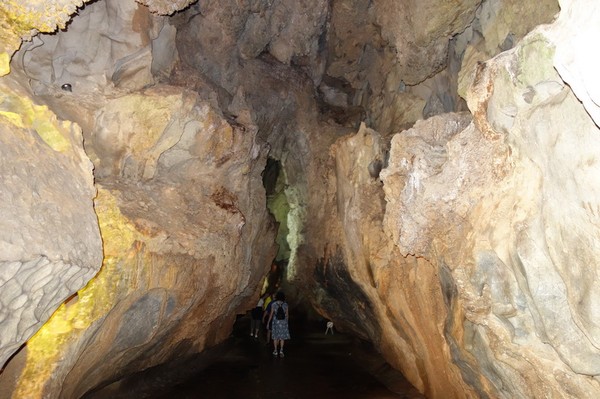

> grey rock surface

[{"left": 0, "top": 76, "right": 102, "bottom": 367}]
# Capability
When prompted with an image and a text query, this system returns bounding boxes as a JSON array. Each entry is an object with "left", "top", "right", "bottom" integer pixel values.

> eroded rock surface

[
  {"left": 0, "top": 0, "right": 93, "bottom": 75},
  {"left": 0, "top": 75, "right": 102, "bottom": 367},
  {"left": 4, "top": 1, "right": 278, "bottom": 397},
  {"left": 4, "top": 0, "right": 600, "bottom": 399},
  {"left": 377, "top": 7, "right": 600, "bottom": 398}
]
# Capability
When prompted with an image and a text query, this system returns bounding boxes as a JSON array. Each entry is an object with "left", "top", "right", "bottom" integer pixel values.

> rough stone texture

[
  {"left": 0, "top": 0, "right": 92, "bottom": 75},
  {"left": 15, "top": 0, "right": 175, "bottom": 96},
  {"left": 326, "top": 0, "right": 480, "bottom": 134},
  {"left": 3, "top": 0, "right": 277, "bottom": 397},
  {"left": 456, "top": 0, "right": 559, "bottom": 98},
  {"left": 307, "top": 122, "right": 476, "bottom": 398},
  {"left": 379, "top": 16, "right": 600, "bottom": 399},
  {"left": 297, "top": 1, "right": 600, "bottom": 398},
  {"left": 135, "top": 0, "right": 197, "bottom": 15},
  {"left": 0, "top": 74, "right": 102, "bottom": 367},
  {"left": 382, "top": 113, "right": 475, "bottom": 256},
  {"left": 5, "top": 0, "right": 600, "bottom": 399},
  {"left": 11, "top": 84, "right": 277, "bottom": 398},
  {"left": 173, "top": 0, "right": 328, "bottom": 93}
]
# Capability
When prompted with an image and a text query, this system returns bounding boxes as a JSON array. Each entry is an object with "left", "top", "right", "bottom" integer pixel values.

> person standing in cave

[
  {"left": 267, "top": 291, "right": 290, "bottom": 357},
  {"left": 250, "top": 292, "right": 267, "bottom": 338},
  {"left": 262, "top": 292, "right": 274, "bottom": 344}
]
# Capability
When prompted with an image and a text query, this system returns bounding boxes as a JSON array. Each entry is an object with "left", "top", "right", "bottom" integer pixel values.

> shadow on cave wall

[{"left": 313, "top": 247, "right": 381, "bottom": 342}]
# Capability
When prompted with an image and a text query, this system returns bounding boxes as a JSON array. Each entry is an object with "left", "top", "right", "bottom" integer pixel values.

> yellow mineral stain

[
  {"left": 13, "top": 188, "right": 142, "bottom": 399},
  {"left": 0, "top": 52, "right": 10, "bottom": 76},
  {"left": 113, "top": 93, "right": 182, "bottom": 157},
  {"left": 1, "top": 1, "right": 87, "bottom": 37},
  {"left": 95, "top": 187, "right": 140, "bottom": 256},
  {"left": 0, "top": 110, "right": 24, "bottom": 127},
  {"left": 33, "top": 113, "right": 72, "bottom": 153},
  {"left": 0, "top": 89, "right": 72, "bottom": 152}
]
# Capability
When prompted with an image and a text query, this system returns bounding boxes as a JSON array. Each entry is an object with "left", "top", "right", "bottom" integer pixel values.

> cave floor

[{"left": 150, "top": 317, "right": 424, "bottom": 399}]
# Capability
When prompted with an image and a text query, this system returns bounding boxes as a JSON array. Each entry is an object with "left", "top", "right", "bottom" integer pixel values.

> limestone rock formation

[
  {"left": 3, "top": 1, "right": 277, "bottom": 397},
  {"left": 135, "top": 0, "right": 196, "bottom": 16},
  {"left": 0, "top": 0, "right": 93, "bottom": 75},
  {"left": 24, "top": 84, "right": 277, "bottom": 399},
  {"left": 457, "top": 0, "right": 559, "bottom": 97},
  {"left": 4, "top": 0, "right": 600, "bottom": 399},
  {"left": 16, "top": 0, "right": 175, "bottom": 97},
  {"left": 0, "top": 75, "right": 102, "bottom": 367},
  {"left": 298, "top": 1, "right": 600, "bottom": 398},
  {"left": 377, "top": 4, "right": 600, "bottom": 397},
  {"left": 325, "top": 0, "right": 481, "bottom": 134}
]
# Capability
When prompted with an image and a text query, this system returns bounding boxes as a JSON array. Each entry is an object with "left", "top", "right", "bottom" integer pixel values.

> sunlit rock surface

[{"left": 4, "top": 0, "right": 600, "bottom": 398}]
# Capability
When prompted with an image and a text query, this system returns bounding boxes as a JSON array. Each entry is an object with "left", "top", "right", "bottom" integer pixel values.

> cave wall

[
  {"left": 0, "top": 0, "right": 104, "bottom": 371},
  {"left": 305, "top": 1, "right": 600, "bottom": 398},
  {"left": 0, "top": 74, "right": 102, "bottom": 370},
  {"left": 1, "top": 1, "right": 277, "bottom": 397},
  {"left": 3, "top": 0, "right": 600, "bottom": 399}
]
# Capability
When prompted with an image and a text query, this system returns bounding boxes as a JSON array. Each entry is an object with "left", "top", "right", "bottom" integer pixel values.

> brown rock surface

[
  {"left": 308, "top": 121, "right": 475, "bottom": 397},
  {"left": 3, "top": 0, "right": 278, "bottom": 397},
  {"left": 5, "top": 0, "right": 600, "bottom": 399},
  {"left": 379, "top": 10, "right": 600, "bottom": 398}
]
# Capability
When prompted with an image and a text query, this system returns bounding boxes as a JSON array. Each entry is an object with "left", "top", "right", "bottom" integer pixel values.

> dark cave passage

[{"left": 106, "top": 314, "right": 424, "bottom": 399}]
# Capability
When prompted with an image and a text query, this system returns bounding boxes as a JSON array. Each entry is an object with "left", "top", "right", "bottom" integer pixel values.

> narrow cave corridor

[
  {"left": 4, "top": 1, "right": 600, "bottom": 399},
  {"left": 81, "top": 313, "right": 424, "bottom": 398}
]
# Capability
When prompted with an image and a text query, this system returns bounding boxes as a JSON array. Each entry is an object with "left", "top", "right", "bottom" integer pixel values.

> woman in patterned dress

[{"left": 267, "top": 291, "right": 290, "bottom": 357}]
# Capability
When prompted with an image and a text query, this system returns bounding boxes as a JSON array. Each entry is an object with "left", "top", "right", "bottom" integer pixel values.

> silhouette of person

[
  {"left": 262, "top": 292, "right": 274, "bottom": 344},
  {"left": 250, "top": 292, "right": 267, "bottom": 338}
]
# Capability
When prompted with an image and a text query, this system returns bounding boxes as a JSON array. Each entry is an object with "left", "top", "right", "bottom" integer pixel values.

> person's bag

[{"left": 276, "top": 303, "right": 286, "bottom": 320}]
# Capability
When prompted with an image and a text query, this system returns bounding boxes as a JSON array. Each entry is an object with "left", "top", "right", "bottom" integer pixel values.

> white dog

[{"left": 325, "top": 321, "right": 334, "bottom": 335}]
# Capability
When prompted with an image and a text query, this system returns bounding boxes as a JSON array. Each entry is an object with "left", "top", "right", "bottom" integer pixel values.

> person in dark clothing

[
  {"left": 262, "top": 293, "right": 274, "bottom": 344},
  {"left": 250, "top": 293, "right": 267, "bottom": 338}
]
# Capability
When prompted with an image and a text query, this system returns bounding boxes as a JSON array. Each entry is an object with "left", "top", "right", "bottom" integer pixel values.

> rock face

[
  {"left": 0, "top": 0, "right": 93, "bottom": 75},
  {"left": 5, "top": 0, "right": 600, "bottom": 399},
  {"left": 311, "top": 2, "right": 600, "bottom": 398},
  {"left": 0, "top": 75, "right": 102, "bottom": 367},
  {"left": 21, "top": 84, "right": 277, "bottom": 399},
  {"left": 16, "top": 0, "right": 175, "bottom": 96},
  {"left": 3, "top": 1, "right": 277, "bottom": 398}
]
